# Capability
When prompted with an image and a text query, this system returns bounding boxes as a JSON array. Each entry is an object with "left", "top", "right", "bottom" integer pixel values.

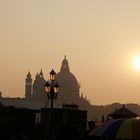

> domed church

[
  {"left": 25, "top": 56, "right": 90, "bottom": 109},
  {"left": 55, "top": 56, "right": 80, "bottom": 106},
  {"left": 52, "top": 56, "right": 91, "bottom": 109}
]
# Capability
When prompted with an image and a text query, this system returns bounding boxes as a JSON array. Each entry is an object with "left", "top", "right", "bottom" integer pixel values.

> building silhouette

[
  {"left": 25, "top": 70, "right": 46, "bottom": 100},
  {"left": 0, "top": 56, "right": 91, "bottom": 117},
  {"left": 24, "top": 56, "right": 91, "bottom": 110},
  {"left": 54, "top": 56, "right": 90, "bottom": 108}
]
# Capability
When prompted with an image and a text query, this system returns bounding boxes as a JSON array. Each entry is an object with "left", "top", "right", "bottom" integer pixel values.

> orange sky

[{"left": 1, "top": 0, "right": 140, "bottom": 105}]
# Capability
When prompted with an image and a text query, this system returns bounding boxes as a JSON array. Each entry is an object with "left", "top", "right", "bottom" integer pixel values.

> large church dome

[
  {"left": 54, "top": 56, "right": 90, "bottom": 110},
  {"left": 56, "top": 56, "right": 80, "bottom": 96}
]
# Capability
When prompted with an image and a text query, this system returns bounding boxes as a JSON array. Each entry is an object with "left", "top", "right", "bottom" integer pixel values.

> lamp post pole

[
  {"left": 50, "top": 87, "right": 54, "bottom": 140},
  {"left": 45, "top": 69, "right": 59, "bottom": 140}
]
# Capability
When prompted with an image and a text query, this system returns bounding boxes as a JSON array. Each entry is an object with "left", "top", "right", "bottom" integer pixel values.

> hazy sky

[{"left": 1, "top": 0, "right": 140, "bottom": 105}]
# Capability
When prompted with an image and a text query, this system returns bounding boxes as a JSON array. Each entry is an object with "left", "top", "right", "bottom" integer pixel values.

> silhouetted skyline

[{"left": 1, "top": 1, "right": 140, "bottom": 105}]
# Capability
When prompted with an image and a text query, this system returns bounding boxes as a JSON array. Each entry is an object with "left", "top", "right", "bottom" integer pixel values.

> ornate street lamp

[{"left": 44, "top": 69, "right": 59, "bottom": 140}]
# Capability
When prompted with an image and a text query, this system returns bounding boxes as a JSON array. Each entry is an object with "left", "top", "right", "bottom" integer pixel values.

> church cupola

[
  {"left": 60, "top": 55, "right": 70, "bottom": 73},
  {"left": 25, "top": 72, "right": 32, "bottom": 98}
]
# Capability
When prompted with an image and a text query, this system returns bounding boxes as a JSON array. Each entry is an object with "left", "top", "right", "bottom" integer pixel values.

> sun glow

[{"left": 134, "top": 57, "right": 140, "bottom": 70}]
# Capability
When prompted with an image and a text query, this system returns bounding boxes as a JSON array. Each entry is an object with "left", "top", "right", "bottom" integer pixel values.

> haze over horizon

[{"left": 1, "top": 0, "right": 140, "bottom": 105}]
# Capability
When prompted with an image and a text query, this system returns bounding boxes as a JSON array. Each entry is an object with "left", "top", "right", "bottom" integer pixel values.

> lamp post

[{"left": 45, "top": 69, "right": 59, "bottom": 140}]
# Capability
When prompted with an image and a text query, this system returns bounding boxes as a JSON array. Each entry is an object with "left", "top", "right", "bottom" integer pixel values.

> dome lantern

[{"left": 60, "top": 55, "right": 70, "bottom": 72}]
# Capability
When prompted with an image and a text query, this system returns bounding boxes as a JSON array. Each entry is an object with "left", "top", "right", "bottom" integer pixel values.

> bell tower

[{"left": 25, "top": 72, "right": 32, "bottom": 98}]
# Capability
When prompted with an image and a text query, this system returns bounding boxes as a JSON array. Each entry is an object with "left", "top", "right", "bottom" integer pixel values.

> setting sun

[{"left": 134, "top": 57, "right": 140, "bottom": 69}]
